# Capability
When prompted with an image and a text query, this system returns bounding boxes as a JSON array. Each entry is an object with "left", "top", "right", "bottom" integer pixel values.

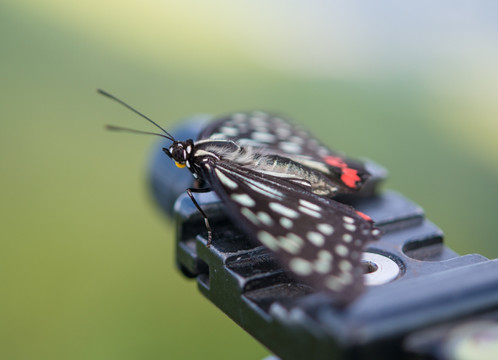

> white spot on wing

[
  {"left": 335, "top": 244, "right": 349, "bottom": 257},
  {"left": 317, "top": 223, "right": 334, "bottom": 235},
  {"left": 257, "top": 231, "right": 279, "bottom": 251},
  {"left": 339, "top": 260, "right": 352, "bottom": 272},
  {"left": 217, "top": 167, "right": 283, "bottom": 199},
  {"left": 257, "top": 211, "right": 273, "bottom": 226},
  {"left": 318, "top": 250, "right": 333, "bottom": 261},
  {"left": 275, "top": 127, "right": 292, "bottom": 139},
  {"left": 314, "top": 256, "right": 332, "bottom": 274},
  {"left": 277, "top": 234, "right": 303, "bottom": 254},
  {"left": 289, "top": 258, "right": 313, "bottom": 275},
  {"left": 269, "top": 202, "right": 299, "bottom": 218},
  {"left": 251, "top": 132, "right": 276, "bottom": 143},
  {"left": 288, "top": 135, "right": 305, "bottom": 144},
  {"left": 344, "top": 223, "right": 357, "bottom": 232},
  {"left": 307, "top": 231, "right": 325, "bottom": 247},
  {"left": 279, "top": 217, "right": 293, "bottom": 229},
  {"left": 241, "top": 208, "right": 260, "bottom": 225},
  {"left": 298, "top": 206, "right": 321, "bottom": 218},
  {"left": 243, "top": 178, "right": 284, "bottom": 199},
  {"left": 343, "top": 216, "right": 354, "bottom": 224},
  {"left": 285, "top": 233, "right": 304, "bottom": 248},
  {"left": 342, "top": 234, "right": 353, "bottom": 243},
  {"left": 249, "top": 116, "right": 267, "bottom": 126},
  {"left": 336, "top": 272, "right": 353, "bottom": 285},
  {"left": 214, "top": 168, "right": 238, "bottom": 189},
  {"left": 299, "top": 199, "right": 321, "bottom": 212},
  {"left": 231, "top": 193, "right": 255, "bottom": 207},
  {"left": 220, "top": 126, "right": 239, "bottom": 137}
]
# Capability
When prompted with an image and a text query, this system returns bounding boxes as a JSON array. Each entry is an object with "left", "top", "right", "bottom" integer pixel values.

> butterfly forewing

[
  {"left": 198, "top": 111, "right": 371, "bottom": 193},
  {"left": 200, "top": 159, "right": 379, "bottom": 304}
]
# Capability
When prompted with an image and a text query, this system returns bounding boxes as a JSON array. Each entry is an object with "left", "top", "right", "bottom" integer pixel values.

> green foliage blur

[{"left": 1, "top": 1, "right": 497, "bottom": 359}]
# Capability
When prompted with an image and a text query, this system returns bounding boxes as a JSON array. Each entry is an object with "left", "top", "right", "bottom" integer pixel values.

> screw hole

[
  {"left": 362, "top": 252, "right": 401, "bottom": 286},
  {"left": 362, "top": 260, "right": 379, "bottom": 274}
]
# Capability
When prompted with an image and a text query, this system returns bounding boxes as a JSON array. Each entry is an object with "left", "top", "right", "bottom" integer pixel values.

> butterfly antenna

[
  {"left": 105, "top": 125, "right": 175, "bottom": 140},
  {"left": 98, "top": 89, "right": 176, "bottom": 141}
]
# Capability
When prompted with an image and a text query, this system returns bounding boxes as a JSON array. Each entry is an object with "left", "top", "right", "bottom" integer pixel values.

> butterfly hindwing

[{"left": 200, "top": 158, "right": 379, "bottom": 304}]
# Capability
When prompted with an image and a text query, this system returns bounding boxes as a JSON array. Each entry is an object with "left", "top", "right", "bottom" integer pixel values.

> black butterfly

[{"left": 100, "top": 90, "right": 381, "bottom": 305}]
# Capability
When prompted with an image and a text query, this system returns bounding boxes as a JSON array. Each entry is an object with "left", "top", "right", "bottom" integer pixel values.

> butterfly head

[{"left": 163, "top": 139, "right": 195, "bottom": 169}]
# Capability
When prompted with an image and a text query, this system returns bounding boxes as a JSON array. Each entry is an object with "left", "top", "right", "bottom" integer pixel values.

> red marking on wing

[
  {"left": 324, "top": 156, "right": 347, "bottom": 168},
  {"left": 323, "top": 155, "right": 361, "bottom": 188},
  {"left": 341, "top": 168, "right": 361, "bottom": 188},
  {"left": 356, "top": 211, "right": 372, "bottom": 222}
]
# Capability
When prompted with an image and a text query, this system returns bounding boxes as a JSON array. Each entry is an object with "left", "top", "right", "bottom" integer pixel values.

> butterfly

[{"left": 100, "top": 89, "right": 381, "bottom": 306}]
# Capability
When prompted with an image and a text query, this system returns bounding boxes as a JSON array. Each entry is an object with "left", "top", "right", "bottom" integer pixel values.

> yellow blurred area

[
  {"left": 1, "top": 1, "right": 497, "bottom": 359},
  {"left": 11, "top": 1, "right": 235, "bottom": 65}
]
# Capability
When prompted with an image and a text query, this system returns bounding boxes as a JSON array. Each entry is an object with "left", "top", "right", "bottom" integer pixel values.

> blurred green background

[{"left": 1, "top": 1, "right": 497, "bottom": 359}]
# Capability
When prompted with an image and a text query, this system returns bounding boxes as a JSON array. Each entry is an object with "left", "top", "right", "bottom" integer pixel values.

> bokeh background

[{"left": 1, "top": 1, "right": 497, "bottom": 359}]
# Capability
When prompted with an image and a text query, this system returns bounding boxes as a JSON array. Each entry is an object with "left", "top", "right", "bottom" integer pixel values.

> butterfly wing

[
  {"left": 198, "top": 111, "right": 371, "bottom": 193},
  {"left": 200, "top": 158, "right": 380, "bottom": 305}
]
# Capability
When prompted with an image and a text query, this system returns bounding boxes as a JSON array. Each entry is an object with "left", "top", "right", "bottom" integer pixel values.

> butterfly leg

[{"left": 186, "top": 188, "right": 213, "bottom": 247}]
